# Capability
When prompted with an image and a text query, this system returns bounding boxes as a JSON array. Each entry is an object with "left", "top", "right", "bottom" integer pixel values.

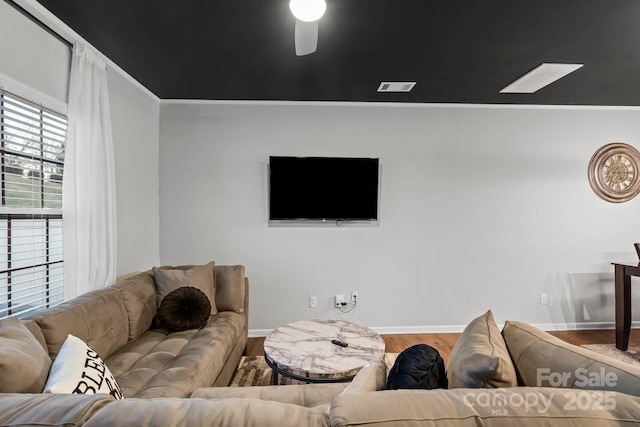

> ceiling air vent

[{"left": 377, "top": 82, "right": 416, "bottom": 93}]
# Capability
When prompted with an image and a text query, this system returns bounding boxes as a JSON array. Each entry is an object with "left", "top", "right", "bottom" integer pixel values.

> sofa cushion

[
  {"left": 503, "top": 320, "right": 640, "bottom": 397},
  {"left": 156, "top": 286, "right": 211, "bottom": 332},
  {"left": 330, "top": 387, "right": 640, "bottom": 427},
  {"left": 340, "top": 360, "right": 387, "bottom": 396},
  {"left": 192, "top": 367, "right": 376, "bottom": 417},
  {"left": 26, "top": 286, "right": 129, "bottom": 359},
  {"left": 215, "top": 265, "right": 245, "bottom": 314},
  {"left": 0, "top": 316, "right": 51, "bottom": 393},
  {"left": 105, "top": 311, "right": 245, "bottom": 398},
  {"left": 446, "top": 310, "right": 517, "bottom": 388},
  {"left": 22, "top": 318, "right": 48, "bottom": 350},
  {"left": 84, "top": 397, "right": 331, "bottom": 427},
  {"left": 0, "top": 393, "right": 114, "bottom": 427},
  {"left": 154, "top": 262, "right": 217, "bottom": 315},
  {"left": 44, "top": 334, "right": 124, "bottom": 399},
  {"left": 192, "top": 383, "right": 347, "bottom": 407},
  {"left": 116, "top": 271, "right": 157, "bottom": 341}
]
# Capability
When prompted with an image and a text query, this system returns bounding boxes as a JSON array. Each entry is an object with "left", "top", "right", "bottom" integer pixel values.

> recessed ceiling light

[
  {"left": 500, "top": 63, "right": 583, "bottom": 94},
  {"left": 377, "top": 82, "right": 416, "bottom": 93}
]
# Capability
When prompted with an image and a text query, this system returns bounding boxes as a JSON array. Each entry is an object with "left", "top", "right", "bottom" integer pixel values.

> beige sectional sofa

[
  {"left": 84, "top": 311, "right": 640, "bottom": 426},
  {"left": 2, "top": 268, "right": 640, "bottom": 427},
  {"left": 0, "top": 262, "right": 249, "bottom": 425}
]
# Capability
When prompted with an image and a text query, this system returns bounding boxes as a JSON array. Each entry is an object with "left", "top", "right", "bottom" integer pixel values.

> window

[{"left": 0, "top": 90, "right": 66, "bottom": 318}]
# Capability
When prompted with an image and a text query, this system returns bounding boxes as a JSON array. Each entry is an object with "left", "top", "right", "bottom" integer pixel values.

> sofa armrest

[
  {"left": 503, "top": 320, "right": 640, "bottom": 397},
  {"left": 330, "top": 387, "right": 640, "bottom": 426},
  {"left": 0, "top": 393, "right": 114, "bottom": 427}
]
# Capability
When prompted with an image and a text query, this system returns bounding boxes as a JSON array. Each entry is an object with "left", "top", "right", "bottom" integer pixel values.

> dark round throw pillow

[
  {"left": 386, "top": 344, "right": 448, "bottom": 390},
  {"left": 157, "top": 286, "right": 211, "bottom": 332}
]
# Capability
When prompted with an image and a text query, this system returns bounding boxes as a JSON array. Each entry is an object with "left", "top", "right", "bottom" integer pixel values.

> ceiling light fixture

[
  {"left": 289, "top": 0, "right": 326, "bottom": 22},
  {"left": 500, "top": 63, "right": 583, "bottom": 94}
]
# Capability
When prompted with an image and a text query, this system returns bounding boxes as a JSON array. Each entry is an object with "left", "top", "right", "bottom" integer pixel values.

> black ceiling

[{"left": 32, "top": 0, "right": 640, "bottom": 105}]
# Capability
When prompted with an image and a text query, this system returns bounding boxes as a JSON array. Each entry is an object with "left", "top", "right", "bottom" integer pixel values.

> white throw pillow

[{"left": 43, "top": 334, "right": 123, "bottom": 399}]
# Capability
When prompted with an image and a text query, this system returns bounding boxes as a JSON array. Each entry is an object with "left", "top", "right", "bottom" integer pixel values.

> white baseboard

[
  {"left": 530, "top": 322, "right": 608, "bottom": 331},
  {"left": 249, "top": 320, "right": 640, "bottom": 338},
  {"left": 369, "top": 325, "right": 468, "bottom": 335},
  {"left": 249, "top": 329, "right": 273, "bottom": 338},
  {"left": 248, "top": 325, "right": 466, "bottom": 338}
]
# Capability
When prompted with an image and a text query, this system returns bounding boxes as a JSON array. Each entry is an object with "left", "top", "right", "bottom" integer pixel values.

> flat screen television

[{"left": 269, "top": 156, "right": 379, "bottom": 221}]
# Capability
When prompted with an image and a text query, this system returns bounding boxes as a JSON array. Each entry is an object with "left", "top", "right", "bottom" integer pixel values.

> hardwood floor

[
  {"left": 246, "top": 337, "right": 265, "bottom": 357},
  {"left": 247, "top": 329, "right": 640, "bottom": 363}
]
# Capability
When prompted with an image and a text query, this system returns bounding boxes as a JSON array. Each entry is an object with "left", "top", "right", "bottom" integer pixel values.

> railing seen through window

[{"left": 0, "top": 90, "right": 66, "bottom": 318}]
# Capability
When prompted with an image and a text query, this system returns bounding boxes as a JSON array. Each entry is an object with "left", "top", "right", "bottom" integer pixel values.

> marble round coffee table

[{"left": 263, "top": 319, "right": 385, "bottom": 384}]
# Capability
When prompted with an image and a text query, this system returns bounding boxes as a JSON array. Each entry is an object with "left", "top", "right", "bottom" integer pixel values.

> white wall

[
  {"left": 108, "top": 68, "right": 160, "bottom": 274},
  {"left": 159, "top": 102, "right": 640, "bottom": 334},
  {"left": 0, "top": 0, "right": 69, "bottom": 110}
]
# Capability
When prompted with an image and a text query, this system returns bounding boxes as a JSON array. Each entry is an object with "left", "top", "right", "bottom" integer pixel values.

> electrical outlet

[
  {"left": 351, "top": 291, "right": 359, "bottom": 302},
  {"left": 540, "top": 293, "right": 549, "bottom": 305},
  {"left": 335, "top": 294, "right": 345, "bottom": 308},
  {"left": 309, "top": 296, "right": 317, "bottom": 308}
]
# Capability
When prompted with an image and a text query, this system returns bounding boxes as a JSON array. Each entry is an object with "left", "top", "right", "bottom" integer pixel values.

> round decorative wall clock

[{"left": 588, "top": 142, "right": 640, "bottom": 203}]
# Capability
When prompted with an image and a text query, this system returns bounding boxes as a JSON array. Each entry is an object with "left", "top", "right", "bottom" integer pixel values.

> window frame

[{"left": 0, "top": 89, "right": 66, "bottom": 318}]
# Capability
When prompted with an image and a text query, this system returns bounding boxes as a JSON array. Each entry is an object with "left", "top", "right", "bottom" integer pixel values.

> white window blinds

[{"left": 0, "top": 90, "right": 66, "bottom": 318}]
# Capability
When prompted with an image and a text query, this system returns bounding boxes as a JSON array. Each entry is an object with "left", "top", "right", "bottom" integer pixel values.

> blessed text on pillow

[{"left": 43, "top": 334, "right": 124, "bottom": 399}]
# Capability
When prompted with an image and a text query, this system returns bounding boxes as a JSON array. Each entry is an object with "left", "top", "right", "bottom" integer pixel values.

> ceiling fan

[{"left": 289, "top": 0, "right": 326, "bottom": 56}]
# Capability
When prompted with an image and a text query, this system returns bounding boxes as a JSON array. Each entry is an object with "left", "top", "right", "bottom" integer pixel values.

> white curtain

[{"left": 63, "top": 44, "right": 117, "bottom": 299}]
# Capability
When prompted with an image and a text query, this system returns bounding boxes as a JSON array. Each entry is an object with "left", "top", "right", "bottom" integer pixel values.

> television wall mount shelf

[{"left": 267, "top": 219, "right": 379, "bottom": 228}]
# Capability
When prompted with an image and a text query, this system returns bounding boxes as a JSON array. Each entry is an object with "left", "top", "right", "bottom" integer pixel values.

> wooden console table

[{"left": 613, "top": 262, "right": 640, "bottom": 350}]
